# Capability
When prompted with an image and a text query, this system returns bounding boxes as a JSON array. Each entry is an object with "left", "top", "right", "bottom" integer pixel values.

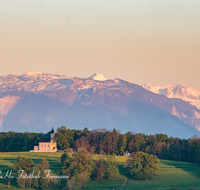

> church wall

[
  {"left": 39, "top": 142, "right": 50, "bottom": 151},
  {"left": 34, "top": 146, "right": 38, "bottom": 151}
]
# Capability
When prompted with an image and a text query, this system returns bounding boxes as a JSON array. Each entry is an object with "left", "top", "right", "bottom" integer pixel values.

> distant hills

[{"left": 0, "top": 71, "right": 200, "bottom": 138}]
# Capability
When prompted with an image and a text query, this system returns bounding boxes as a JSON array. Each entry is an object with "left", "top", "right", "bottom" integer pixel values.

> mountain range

[{"left": 0, "top": 71, "right": 200, "bottom": 139}]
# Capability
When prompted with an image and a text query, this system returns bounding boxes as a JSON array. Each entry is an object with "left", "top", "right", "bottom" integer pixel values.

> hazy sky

[{"left": 0, "top": 0, "right": 200, "bottom": 89}]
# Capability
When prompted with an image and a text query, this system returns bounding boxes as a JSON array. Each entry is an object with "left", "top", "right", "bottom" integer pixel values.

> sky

[{"left": 0, "top": 0, "right": 200, "bottom": 90}]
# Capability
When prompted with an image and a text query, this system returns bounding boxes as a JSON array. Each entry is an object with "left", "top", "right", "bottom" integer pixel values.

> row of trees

[
  {"left": 12, "top": 152, "right": 121, "bottom": 189},
  {"left": 61, "top": 150, "right": 160, "bottom": 189},
  {"left": 55, "top": 126, "right": 200, "bottom": 164},
  {"left": 1, "top": 126, "right": 200, "bottom": 164},
  {"left": 61, "top": 151, "right": 119, "bottom": 181},
  {"left": 0, "top": 131, "right": 43, "bottom": 152}
]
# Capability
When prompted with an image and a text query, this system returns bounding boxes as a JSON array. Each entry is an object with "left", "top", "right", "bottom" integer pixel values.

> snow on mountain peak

[
  {"left": 23, "top": 71, "right": 43, "bottom": 76},
  {"left": 142, "top": 83, "right": 200, "bottom": 109},
  {"left": 88, "top": 73, "right": 107, "bottom": 81}
]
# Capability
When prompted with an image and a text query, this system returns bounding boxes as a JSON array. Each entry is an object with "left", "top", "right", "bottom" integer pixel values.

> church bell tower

[
  {"left": 50, "top": 127, "right": 57, "bottom": 151},
  {"left": 50, "top": 127, "right": 55, "bottom": 140}
]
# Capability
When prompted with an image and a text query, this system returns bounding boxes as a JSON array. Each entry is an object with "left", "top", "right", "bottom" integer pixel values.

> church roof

[{"left": 39, "top": 137, "right": 50, "bottom": 142}]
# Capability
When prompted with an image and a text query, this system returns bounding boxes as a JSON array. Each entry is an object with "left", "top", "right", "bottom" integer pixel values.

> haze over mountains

[{"left": 0, "top": 71, "right": 200, "bottom": 139}]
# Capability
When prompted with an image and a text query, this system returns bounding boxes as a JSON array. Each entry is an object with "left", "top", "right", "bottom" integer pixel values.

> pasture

[{"left": 0, "top": 152, "right": 200, "bottom": 190}]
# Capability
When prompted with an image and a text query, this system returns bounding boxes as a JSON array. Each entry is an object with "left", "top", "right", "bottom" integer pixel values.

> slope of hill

[{"left": 0, "top": 72, "right": 200, "bottom": 138}]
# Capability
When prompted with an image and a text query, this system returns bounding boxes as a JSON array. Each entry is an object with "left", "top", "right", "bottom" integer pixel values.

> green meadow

[{"left": 0, "top": 152, "right": 200, "bottom": 190}]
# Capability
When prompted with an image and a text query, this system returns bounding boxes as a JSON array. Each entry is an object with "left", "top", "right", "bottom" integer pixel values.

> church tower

[
  {"left": 50, "top": 127, "right": 57, "bottom": 151},
  {"left": 51, "top": 127, "right": 55, "bottom": 140}
]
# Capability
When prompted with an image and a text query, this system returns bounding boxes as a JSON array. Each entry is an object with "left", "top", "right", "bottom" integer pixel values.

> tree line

[
  {"left": 1, "top": 126, "right": 200, "bottom": 164},
  {"left": 55, "top": 126, "right": 200, "bottom": 164}
]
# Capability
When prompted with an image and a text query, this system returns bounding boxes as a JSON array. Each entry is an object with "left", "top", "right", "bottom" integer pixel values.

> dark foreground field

[{"left": 0, "top": 152, "right": 200, "bottom": 190}]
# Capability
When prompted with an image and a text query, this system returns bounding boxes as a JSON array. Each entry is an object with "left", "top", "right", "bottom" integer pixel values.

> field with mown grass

[{"left": 0, "top": 152, "right": 200, "bottom": 190}]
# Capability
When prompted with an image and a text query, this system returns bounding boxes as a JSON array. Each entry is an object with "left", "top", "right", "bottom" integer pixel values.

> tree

[
  {"left": 105, "top": 155, "right": 119, "bottom": 179},
  {"left": 61, "top": 152, "right": 69, "bottom": 165},
  {"left": 35, "top": 157, "right": 50, "bottom": 171},
  {"left": 32, "top": 168, "right": 40, "bottom": 189},
  {"left": 13, "top": 156, "right": 34, "bottom": 172},
  {"left": 13, "top": 156, "right": 34, "bottom": 188},
  {"left": 67, "top": 176, "right": 76, "bottom": 190},
  {"left": 155, "top": 133, "right": 169, "bottom": 143},
  {"left": 38, "top": 170, "right": 48, "bottom": 189},
  {"left": 94, "top": 159, "right": 106, "bottom": 180},
  {"left": 34, "top": 157, "right": 50, "bottom": 189},
  {"left": 66, "top": 172, "right": 89, "bottom": 190},
  {"left": 125, "top": 151, "right": 160, "bottom": 180},
  {"left": 74, "top": 136, "right": 90, "bottom": 152},
  {"left": 129, "top": 133, "right": 146, "bottom": 152},
  {"left": 62, "top": 158, "right": 73, "bottom": 178},
  {"left": 83, "top": 127, "right": 89, "bottom": 136},
  {"left": 79, "top": 171, "right": 90, "bottom": 189},
  {"left": 55, "top": 126, "right": 74, "bottom": 150},
  {"left": 117, "top": 134, "right": 127, "bottom": 155},
  {"left": 67, "top": 174, "right": 81, "bottom": 190},
  {"left": 70, "top": 150, "right": 94, "bottom": 177},
  {"left": 151, "top": 142, "right": 166, "bottom": 157}
]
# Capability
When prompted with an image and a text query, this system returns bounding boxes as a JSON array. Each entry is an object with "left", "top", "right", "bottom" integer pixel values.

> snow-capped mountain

[
  {"left": 142, "top": 84, "right": 200, "bottom": 109},
  {"left": 142, "top": 83, "right": 200, "bottom": 131},
  {"left": 88, "top": 73, "right": 107, "bottom": 81},
  {"left": 0, "top": 71, "right": 200, "bottom": 138}
]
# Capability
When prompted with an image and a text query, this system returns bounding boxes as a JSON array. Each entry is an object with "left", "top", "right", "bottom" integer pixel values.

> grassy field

[{"left": 0, "top": 152, "right": 200, "bottom": 190}]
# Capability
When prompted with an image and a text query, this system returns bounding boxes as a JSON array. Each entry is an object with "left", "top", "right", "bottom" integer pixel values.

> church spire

[{"left": 51, "top": 127, "right": 54, "bottom": 133}]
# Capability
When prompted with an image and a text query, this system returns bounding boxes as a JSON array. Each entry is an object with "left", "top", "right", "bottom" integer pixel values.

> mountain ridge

[{"left": 0, "top": 72, "right": 200, "bottom": 138}]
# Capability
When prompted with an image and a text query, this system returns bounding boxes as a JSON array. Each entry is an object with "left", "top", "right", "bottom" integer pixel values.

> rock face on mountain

[{"left": 0, "top": 72, "right": 200, "bottom": 138}]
